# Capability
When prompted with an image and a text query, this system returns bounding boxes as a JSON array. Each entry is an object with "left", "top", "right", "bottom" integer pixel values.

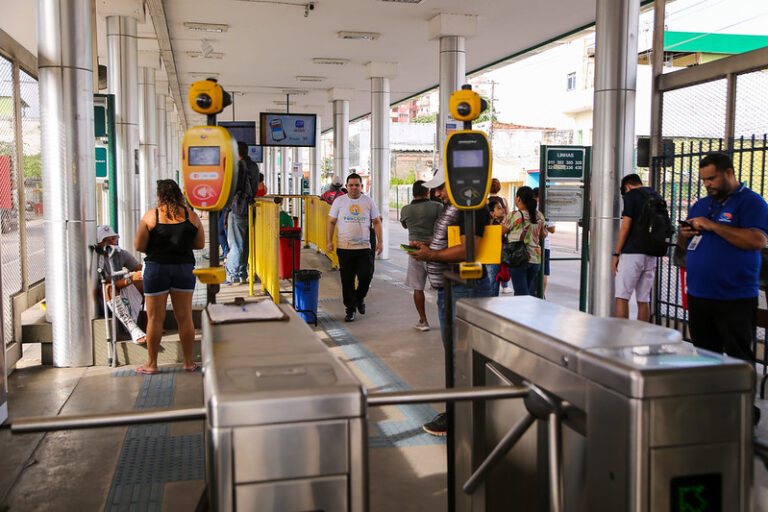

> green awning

[{"left": 665, "top": 31, "right": 768, "bottom": 54}]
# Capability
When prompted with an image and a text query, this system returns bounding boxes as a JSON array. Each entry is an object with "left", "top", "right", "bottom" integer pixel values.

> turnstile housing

[
  {"left": 455, "top": 297, "right": 753, "bottom": 512},
  {"left": 202, "top": 305, "right": 367, "bottom": 511}
]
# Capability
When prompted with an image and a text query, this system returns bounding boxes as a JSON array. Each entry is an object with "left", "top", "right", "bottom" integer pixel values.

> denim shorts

[{"left": 143, "top": 262, "right": 196, "bottom": 296}]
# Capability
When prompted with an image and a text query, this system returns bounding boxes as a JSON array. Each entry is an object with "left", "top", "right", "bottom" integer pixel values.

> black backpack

[
  {"left": 630, "top": 188, "right": 674, "bottom": 257},
  {"left": 230, "top": 160, "right": 253, "bottom": 216}
]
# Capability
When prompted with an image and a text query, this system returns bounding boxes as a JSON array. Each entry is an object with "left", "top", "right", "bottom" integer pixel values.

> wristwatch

[
  {"left": 612, "top": 253, "right": 620, "bottom": 257},
  {"left": 125, "top": 276, "right": 132, "bottom": 285}
]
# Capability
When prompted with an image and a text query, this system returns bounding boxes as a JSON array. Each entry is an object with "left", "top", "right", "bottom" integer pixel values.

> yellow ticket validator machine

[
  {"left": 184, "top": 78, "right": 235, "bottom": 303},
  {"left": 182, "top": 126, "right": 238, "bottom": 211},
  {"left": 182, "top": 126, "right": 238, "bottom": 288},
  {"left": 444, "top": 85, "right": 493, "bottom": 279}
]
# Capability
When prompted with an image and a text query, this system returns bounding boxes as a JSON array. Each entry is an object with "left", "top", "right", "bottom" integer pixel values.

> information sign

[
  {"left": 95, "top": 147, "right": 107, "bottom": 179},
  {"left": 545, "top": 185, "right": 583, "bottom": 222},
  {"left": 544, "top": 146, "right": 586, "bottom": 181}
]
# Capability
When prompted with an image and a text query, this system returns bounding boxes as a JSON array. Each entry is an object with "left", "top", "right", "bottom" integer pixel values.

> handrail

[
  {"left": 304, "top": 196, "right": 339, "bottom": 269},
  {"left": 249, "top": 197, "right": 281, "bottom": 303}
]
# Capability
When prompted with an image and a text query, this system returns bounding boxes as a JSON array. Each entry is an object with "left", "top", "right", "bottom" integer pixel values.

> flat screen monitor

[
  {"left": 218, "top": 121, "right": 256, "bottom": 145},
  {"left": 247, "top": 145, "right": 263, "bottom": 163},
  {"left": 188, "top": 146, "right": 220, "bottom": 166},
  {"left": 259, "top": 113, "right": 316, "bottom": 147}
]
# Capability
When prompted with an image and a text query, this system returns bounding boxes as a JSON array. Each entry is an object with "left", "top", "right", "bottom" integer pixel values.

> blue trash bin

[{"left": 294, "top": 269, "right": 321, "bottom": 323}]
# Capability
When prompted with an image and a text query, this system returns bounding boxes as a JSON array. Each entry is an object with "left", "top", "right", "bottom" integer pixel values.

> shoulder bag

[{"left": 501, "top": 222, "right": 531, "bottom": 268}]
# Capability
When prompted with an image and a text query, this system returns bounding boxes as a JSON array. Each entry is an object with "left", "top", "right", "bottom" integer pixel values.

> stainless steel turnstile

[
  {"left": 202, "top": 306, "right": 367, "bottom": 511},
  {"left": 455, "top": 297, "right": 754, "bottom": 512}
]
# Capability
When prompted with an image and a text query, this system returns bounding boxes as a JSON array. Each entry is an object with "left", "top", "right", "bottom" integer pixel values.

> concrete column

[
  {"left": 107, "top": 16, "right": 139, "bottom": 251},
  {"left": 333, "top": 100, "right": 349, "bottom": 180},
  {"left": 138, "top": 67, "right": 157, "bottom": 214},
  {"left": 649, "top": 0, "right": 665, "bottom": 173},
  {"left": 38, "top": 0, "right": 96, "bottom": 366},
  {"left": 438, "top": 36, "right": 466, "bottom": 157},
  {"left": 370, "top": 76, "right": 391, "bottom": 259},
  {"left": 166, "top": 100, "right": 174, "bottom": 179},
  {"left": 309, "top": 118, "right": 321, "bottom": 195},
  {"left": 156, "top": 93, "right": 168, "bottom": 181},
  {"left": 588, "top": 0, "right": 640, "bottom": 316}
]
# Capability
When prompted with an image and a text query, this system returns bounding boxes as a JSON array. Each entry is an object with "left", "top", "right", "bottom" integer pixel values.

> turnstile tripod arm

[
  {"left": 367, "top": 385, "right": 528, "bottom": 407},
  {"left": 462, "top": 412, "right": 536, "bottom": 495}
]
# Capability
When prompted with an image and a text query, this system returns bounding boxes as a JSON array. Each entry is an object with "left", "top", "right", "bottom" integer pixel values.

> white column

[
  {"left": 281, "top": 147, "right": 290, "bottom": 195},
  {"left": 367, "top": 62, "right": 396, "bottom": 260},
  {"left": 428, "top": 14, "right": 476, "bottom": 164},
  {"left": 107, "top": 16, "right": 140, "bottom": 252},
  {"left": 138, "top": 66, "right": 157, "bottom": 214},
  {"left": 588, "top": 0, "right": 640, "bottom": 316},
  {"left": 310, "top": 118, "right": 322, "bottom": 195},
  {"left": 156, "top": 93, "right": 168, "bottom": 181},
  {"left": 38, "top": 0, "right": 96, "bottom": 366},
  {"left": 329, "top": 88, "right": 355, "bottom": 181}
]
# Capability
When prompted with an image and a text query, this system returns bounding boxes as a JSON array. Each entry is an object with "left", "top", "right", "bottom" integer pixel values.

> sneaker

[
  {"left": 423, "top": 413, "right": 447, "bottom": 436},
  {"left": 414, "top": 321, "right": 430, "bottom": 332},
  {"left": 501, "top": 285, "right": 513, "bottom": 295},
  {"left": 357, "top": 301, "right": 366, "bottom": 314},
  {"left": 222, "top": 279, "right": 236, "bottom": 286},
  {"left": 345, "top": 310, "right": 356, "bottom": 322}
]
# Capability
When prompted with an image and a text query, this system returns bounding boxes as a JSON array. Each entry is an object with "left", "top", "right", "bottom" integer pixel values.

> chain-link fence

[
  {"left": 20, "top": 69, "right": 42, "bottom": 285},
  {"left": 0, "top": 56, "right": 20, "bottom": 347}
]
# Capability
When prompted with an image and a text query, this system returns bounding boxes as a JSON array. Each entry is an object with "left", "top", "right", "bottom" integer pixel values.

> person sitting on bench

[{"left": 95, "top": 225, "right": 146, "bottom": 344}]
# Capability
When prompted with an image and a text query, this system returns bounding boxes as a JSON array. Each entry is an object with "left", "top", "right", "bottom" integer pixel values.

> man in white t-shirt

[{"left": 327, "top": 173, "right": 383, "bottom": 322}]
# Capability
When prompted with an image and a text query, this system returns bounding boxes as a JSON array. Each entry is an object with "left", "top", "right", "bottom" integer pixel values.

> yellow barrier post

[{"left": 249, "top": 197, "right": 282, "bottom": 303}]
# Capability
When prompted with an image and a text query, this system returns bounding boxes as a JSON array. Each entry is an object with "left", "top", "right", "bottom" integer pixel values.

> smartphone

[
  {"left": 678, "top": 220, "right": 692, "bottom": 228},
  {"left": 401, "top": 243, "right": 417, "bottom": 252}
]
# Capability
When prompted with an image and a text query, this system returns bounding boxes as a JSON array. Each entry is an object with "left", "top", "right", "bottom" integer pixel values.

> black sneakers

[
  {"left": 357, "top": 301, "right": 366, "bottom": 314},
  {"left": 345, "top": 309, "right": 356, "bottom": 322},
  {"left": 423, "top": 413, "right": 447, "bottom": 436}
]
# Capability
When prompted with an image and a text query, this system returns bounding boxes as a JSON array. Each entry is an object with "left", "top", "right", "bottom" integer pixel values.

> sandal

[
  {"left": 134, "top": 365, "right": 158, "bottom": 375},
  {"left": 183, "top": 363, "right": 200, "bottom": 372}
]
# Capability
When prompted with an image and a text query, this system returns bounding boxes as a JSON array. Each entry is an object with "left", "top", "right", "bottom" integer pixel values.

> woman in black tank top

[{"left": 133, "top": 180, "right": 205, "bottom": 375}]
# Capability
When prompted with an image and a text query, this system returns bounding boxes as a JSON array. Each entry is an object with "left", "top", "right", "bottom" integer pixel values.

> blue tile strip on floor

[
  {"left": 318, "top": 311, "right": 444, "bottom": 448},
  {"left": 106, "top": 369, "right": 204, "bottom": 511}
]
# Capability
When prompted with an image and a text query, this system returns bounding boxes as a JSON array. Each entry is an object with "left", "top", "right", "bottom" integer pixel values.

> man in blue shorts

[{"left": 678, "top": 152, "right": 768, "bottom": 363}]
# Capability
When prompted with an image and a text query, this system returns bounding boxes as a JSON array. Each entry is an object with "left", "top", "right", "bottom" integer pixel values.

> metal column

[
  {"left": 38, "top": 0, "right": 97, "bottom": 366},
  {"left": 292, "top": 147, "right": 302, "bottom": 217},
  {"left": 310, "top": 118, "right": 322, "bottom": 195},
  {"left": 333, "top": 100, "right": 349, "bottom": 180},
  {"left": 138, "top": 67, "right": 157, "bottom": 214},
  {"left": 156, "top": 93, "right": 168, "bottom": 181},
  {"left": 438, "top": 36, "right": 466, "bottom": 160},
  {"left": 588, "top": 0, "right": 639, "bottom": 317},
  {"left": 371, "top": 77, "right": 390, "bottom": 259},
  {"left": 106, "top": 16, "right": 139, "bottom": 251}
]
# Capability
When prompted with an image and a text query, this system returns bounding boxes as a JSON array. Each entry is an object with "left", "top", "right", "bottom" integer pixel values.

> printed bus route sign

[{"left": 545, "top": 147, "right": 586, "bottom": 181}]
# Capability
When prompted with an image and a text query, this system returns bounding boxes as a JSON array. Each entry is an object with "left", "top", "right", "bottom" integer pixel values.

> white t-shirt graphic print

[{"left": 328, "top": 194, "right": 380, "bottom": 250}]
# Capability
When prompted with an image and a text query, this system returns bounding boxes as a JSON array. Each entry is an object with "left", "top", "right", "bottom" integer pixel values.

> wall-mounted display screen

[
  {"left": 188, "top": 146, "right": 220, "bottom": 166},
  {"left": 259, "top": 113, "right": 316, "bottom": 147},
  {"left": 247, "top": 145, "right": 263, "bottom": 163},
  {"left": 218, "top": 121, "right": 256, "bottom": 145}
]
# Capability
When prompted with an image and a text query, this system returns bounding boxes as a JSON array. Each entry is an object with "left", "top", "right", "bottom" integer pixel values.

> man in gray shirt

[{"left": 400, "top": 180, "right": 443, "bottom": 331}]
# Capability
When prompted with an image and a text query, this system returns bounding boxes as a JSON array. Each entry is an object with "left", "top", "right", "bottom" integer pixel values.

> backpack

[
  {"left": 230, "top": 160, "right": 253, "bottom": 216},
  {"left": 630, "top": 188, "right": 674, "bottom": 257}
]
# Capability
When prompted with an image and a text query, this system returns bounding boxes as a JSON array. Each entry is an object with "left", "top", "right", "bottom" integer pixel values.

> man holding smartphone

[
  {"left": 678, "top": 152, "right": 768, "bottom": 364},
  {"left": 612, "top": 174, "right": 659, "bottom": 321}
]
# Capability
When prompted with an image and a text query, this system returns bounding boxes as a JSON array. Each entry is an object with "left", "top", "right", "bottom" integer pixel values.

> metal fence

[
  {"left": 652, "top": 136, "right": 768, "bottom": 374},
  {"left": 0, "top": 53, "right": 41, "bottom": 349}
]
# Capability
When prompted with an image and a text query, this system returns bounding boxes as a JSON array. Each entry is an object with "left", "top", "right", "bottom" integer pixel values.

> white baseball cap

[
  {"left": 96, "top": 225, "right": 118, "bottom": 243},
  {"left": 331, "top": 175, "right": 343, "bottom": 186},
  {"left": 423, "top": 167, "right": 445, "bottom": 188}
]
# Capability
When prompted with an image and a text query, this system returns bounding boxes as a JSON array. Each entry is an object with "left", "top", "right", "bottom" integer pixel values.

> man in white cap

[
  {"left": 409, "top": 168, "right": 492, "bottom": 436},
  {"left": 94, "top": 225, "right": 146, "bottom": 344},
  {"left": 321, "top": 175, "right": 346, "bottom": 205}
]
